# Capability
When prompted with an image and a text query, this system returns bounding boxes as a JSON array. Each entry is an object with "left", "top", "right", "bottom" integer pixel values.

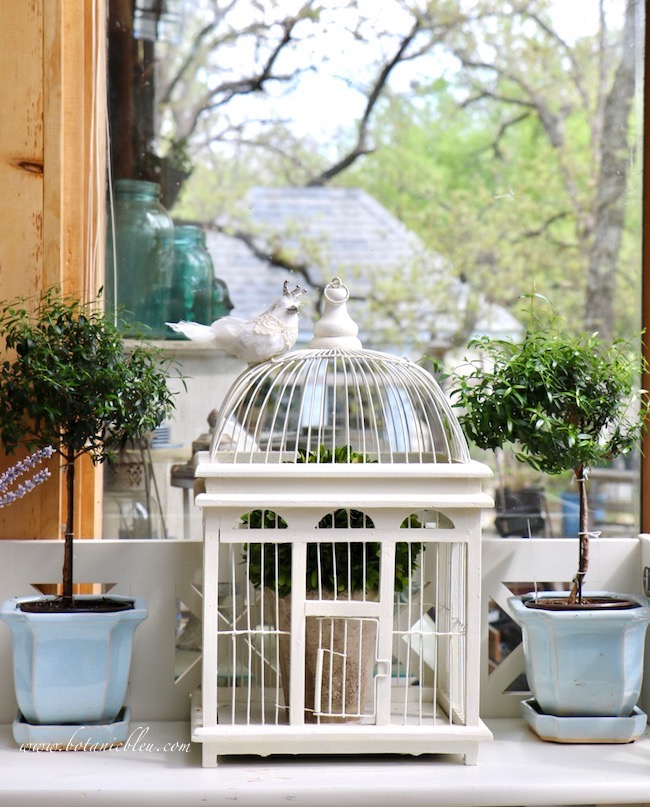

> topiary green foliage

[
  {"left": 0, "top": 287, "right": 179, "bottom": 606},
  {"left": 243, "top": 446, "right": 422, "bottom": 597},
  {"left": 450, "top": 300, "right": 649, "bottom": 603}
]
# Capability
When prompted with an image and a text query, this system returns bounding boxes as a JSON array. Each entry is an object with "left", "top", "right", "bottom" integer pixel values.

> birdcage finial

[{"left": 309, "top": 278, "right": 363, "bottom": 349}]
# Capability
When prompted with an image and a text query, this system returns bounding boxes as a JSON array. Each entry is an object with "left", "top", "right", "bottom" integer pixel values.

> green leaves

[
  {"left": 450, "top": 315, "right": 649, "bottom": 476},
  {"left": 243, "top": 446, "right": 423, "bottom": 596},
  {"left": 294, "top": 444, "right": 370, "bottom": 464},
  {"left": 0, "top": 287, "right": 179, "bottom": 465}
]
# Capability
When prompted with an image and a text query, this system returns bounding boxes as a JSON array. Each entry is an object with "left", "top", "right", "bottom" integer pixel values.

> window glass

[{"left": 105, "top": 0, "right": 644, "bottom": 543}]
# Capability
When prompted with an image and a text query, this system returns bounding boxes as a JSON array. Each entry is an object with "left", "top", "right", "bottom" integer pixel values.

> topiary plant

[
  {"left": 0, "top": 287, "right": 179, "bottom": 610},
  {"left": 449, "top": 299, "right": 649, "bottom": 603},
  {"left": 244, "top": 445, "right": 422, "bottom": 597}
]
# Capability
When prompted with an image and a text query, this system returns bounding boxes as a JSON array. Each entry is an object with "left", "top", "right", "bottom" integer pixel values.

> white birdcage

[{"left": 192, "top": 278, "right": 493, "bottom": 766}]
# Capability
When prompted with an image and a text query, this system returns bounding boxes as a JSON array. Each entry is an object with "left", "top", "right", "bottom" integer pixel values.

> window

[{"left": 105, "top": 0, "right": 646, "bottom": 542}]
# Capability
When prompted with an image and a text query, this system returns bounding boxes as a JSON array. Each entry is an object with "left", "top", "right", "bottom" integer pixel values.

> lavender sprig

[{"left": 0, "top": 447, "right": 56, "bottom": 508}]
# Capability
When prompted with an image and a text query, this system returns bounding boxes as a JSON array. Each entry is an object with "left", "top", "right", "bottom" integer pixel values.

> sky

[
  {"left": 160, "top": 0, "right": 634, "bottom": 157},
  {"left": 259, "top": 0, "right": 628, "bottom": 141},
  {"left": 551, "top": 0, "right": 626, "bottom": 39}
]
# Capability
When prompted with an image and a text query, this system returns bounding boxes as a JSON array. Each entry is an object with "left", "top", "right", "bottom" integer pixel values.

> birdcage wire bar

[
  {"left": 210, "top": 348, "right": 469, "bottom": 464},
  {"left": 201, "top": 506, "right": 472, "bottom": 729}
]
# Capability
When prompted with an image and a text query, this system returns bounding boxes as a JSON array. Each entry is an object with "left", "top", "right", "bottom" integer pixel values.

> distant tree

[
  {"left": 445, "top": 0, "right": 641, "bottom": 343},
  {"left": 110, "top": 0, "right": 641, "bottom": 344},
  {"left": 342, "top": 0, "right": 641, "bottom": 345}
]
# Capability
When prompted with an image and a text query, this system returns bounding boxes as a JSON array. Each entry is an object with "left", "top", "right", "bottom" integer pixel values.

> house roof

[{"left": 205, "top": 186, "right": 521, "bottom": 355}]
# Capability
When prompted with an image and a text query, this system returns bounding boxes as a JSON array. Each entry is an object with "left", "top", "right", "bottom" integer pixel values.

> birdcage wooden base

[
  {"left": 210, "top": 685, "right": 461, "bottom": 726},
  {"left": 191, "top": 689, "right": 492, "bottom": 766}
]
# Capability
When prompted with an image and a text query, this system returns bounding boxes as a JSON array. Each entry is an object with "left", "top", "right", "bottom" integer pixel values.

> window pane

[{"left": 105, "top": 0, "right": 644, "bottom": 543}]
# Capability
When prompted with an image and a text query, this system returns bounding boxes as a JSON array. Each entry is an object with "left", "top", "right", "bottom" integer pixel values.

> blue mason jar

[
  {"left": 105, "top": 179, "right": 174, "bottom": 337},
  {"left": 211, "top": 275, "right": 234, "bottom": 320},
  {"left": 169, "top": 225, "right": 214, "bottom": 326},
  {"left": 169, "top": 225, "right": 233, "bottom": 331}
]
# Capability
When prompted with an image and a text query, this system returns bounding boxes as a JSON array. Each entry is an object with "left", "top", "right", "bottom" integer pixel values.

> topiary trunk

[{"left": 569, "top": 463, "right": 589, "bottom": 604}]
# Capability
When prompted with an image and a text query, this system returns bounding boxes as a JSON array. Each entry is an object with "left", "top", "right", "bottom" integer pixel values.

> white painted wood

[
  {"left": 0, "top": 718, "right": 649, "bottom": 805},
  {"left": 200, "top": 511, "right": 219, "bottom": 767},
  {"left": 0, "top": 536, "right": 647, "bottom": 803},
  {"left": 289, "top": 540, "right": 307, "bottom": 727},
  {"left": 376, "top": 538, "right": 395, "bottom": 725},
  {"left": 0, "top": 535, "right": 645, "bottom": 730}
]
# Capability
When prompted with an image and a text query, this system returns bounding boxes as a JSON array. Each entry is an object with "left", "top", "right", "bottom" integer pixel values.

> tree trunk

[
  {"left": 584, "top": 0, "right": 638, "bottom": 343},
  {"left": 62, "top": 457, "right": 75, "bottom": 607},
  {"left": 569, "top": 463, "right": 589, "bottom": 604}
]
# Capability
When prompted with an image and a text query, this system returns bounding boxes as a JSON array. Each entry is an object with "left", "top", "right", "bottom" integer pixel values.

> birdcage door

[
  {"left": 276, "top": 595, "right": 381, "bottom": 723},
  {"left": 279, "top": 539, "right": 395, "bottom": 726},
  {"left": 310, "top": 613, "right": 379, "bottom": 722}
]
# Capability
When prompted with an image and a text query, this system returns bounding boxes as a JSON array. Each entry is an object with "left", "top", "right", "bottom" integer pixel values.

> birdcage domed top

[{"left": 210, "top": 279, "right": 470, "bottom": 464}]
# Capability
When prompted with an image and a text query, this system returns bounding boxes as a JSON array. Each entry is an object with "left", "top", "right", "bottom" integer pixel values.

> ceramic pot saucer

[
  {"left": 13, "top": 706, "right": 132, "bottom": 751},
  {"left": 521, "top": 698, "right": 647, "bottom": 744}
]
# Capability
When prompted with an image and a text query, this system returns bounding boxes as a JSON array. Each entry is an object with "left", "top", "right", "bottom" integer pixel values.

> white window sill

[{"left": 0, "top": 718, "right": 648, "bottom": 807}]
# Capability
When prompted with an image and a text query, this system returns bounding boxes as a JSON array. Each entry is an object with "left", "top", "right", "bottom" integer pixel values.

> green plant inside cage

[{"left": 243, "top": 446, "right": 422, "bottom": 597}]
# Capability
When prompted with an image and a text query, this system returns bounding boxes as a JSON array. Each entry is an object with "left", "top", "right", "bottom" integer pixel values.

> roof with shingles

[{"left": 205, "top": 186, "right": 520, "bottom": 355}]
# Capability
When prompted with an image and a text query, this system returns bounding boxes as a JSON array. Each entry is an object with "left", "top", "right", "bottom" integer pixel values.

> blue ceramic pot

[
  {"left": 509, "top": 591, "right": 650, "bottom": 717},
  {"left": 0, "top": 595, "right": 147, "bottom": 726}
]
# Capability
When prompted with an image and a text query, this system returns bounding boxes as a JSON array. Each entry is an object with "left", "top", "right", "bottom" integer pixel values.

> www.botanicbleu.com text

[{"left": 21, "top": 726, "right": 191, "bottom": 753}]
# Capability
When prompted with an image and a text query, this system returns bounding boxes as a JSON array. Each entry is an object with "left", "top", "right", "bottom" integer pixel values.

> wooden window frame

[{"left": 0, "top": 1, "right": 105, "bottom": 540}]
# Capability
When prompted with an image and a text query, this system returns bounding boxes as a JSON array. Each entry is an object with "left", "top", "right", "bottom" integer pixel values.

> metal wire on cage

[{"left": 209, "top": 279, "right": 470, "bottom": 464}]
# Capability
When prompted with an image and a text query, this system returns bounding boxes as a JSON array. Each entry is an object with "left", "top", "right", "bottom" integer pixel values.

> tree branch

[
  {"left": 306, "top": 17, "right": 422, "bottom": 186},
  {"left": 458, "top": 57, "right": 565, "bottom": 148},
  {"left": 209, "top": 223, "right": 324, "bottom": 294},
  {"left": 161, "top": 19, "right": 221, "bottom": 105},
  {"left": 472, "top": 111, "right": 531, "bottom": 159},
  {"left": 510, "top": 211, "right": 572, "bottom": 243},
  {"left": 523, "top": 11, "right": 591, "bottom": 114},
  {"left": 173, "top": 15, "right": 303, "bottom": 143}
]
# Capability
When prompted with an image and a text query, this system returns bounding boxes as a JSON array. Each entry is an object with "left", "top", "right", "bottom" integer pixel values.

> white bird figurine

[{"left": 166, "top": 280, "right": 307, "bottom": 364}]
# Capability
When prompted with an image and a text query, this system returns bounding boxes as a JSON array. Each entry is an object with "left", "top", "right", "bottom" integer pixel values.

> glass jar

[
  {"left": 169, "top": 225, "right": 214, "bottom": 326},
  {"left": 105, "top": 179, "right": 174, "bottom": 337},
  {"left": 168, "top": 225, "right": 233, "bottom": 330},
  {"left": 211, "top": 276, "right": 234, "bottom": 320}
]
